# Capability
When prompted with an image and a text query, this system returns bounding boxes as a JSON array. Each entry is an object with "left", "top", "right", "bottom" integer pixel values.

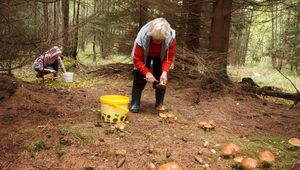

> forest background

[
  {"left": 1, "top": 0, "right": 300, "bottom": 170},
  {"left": 0, "top": 0, "right": 299, "bottom": 88}
]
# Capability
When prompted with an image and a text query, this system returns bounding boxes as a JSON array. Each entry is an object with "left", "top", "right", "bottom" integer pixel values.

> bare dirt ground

[{"left": 0, "top": 64, "right": 299, "bottom": 170}]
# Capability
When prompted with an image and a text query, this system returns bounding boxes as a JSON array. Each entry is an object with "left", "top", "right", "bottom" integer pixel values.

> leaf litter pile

[{"left": 0, "top": 64, "right": 299, "bottom": 170}]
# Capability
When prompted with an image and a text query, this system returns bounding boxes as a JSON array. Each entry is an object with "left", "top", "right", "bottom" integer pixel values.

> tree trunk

[
  {"left": 93, "top": 0, "right": 97, "bottom": 62},
  {"left": 62, "top": 0, "right": 70, "bottom": 57},
  {"left": 278, "top": 0, "right": 292, "bottom": 71},
  {"left": 71, "top": 0, "right": 80, "bottom": 59},
  {"left": 53, "top": 1, "right": 59, "bottom": 42},
  {"left": 139, "top": 0, "right": 148, "bottom": 29},
  {"left": 207, "top": 0, "right": 232, "bottom": 84},
  {"left": 185, "top": 0, "right": 201, "bottom": 52}
]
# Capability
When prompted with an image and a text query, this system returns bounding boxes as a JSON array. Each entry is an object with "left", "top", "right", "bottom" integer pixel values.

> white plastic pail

[{"left": 63, "top": 72, "right": 74, "bottom": 82}]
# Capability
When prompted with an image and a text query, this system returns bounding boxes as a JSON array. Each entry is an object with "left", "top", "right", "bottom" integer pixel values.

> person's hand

[
  {"left": 51, "top": 70, "right": 57, "bottom": 74},
  {"left": 145, "top": 72, "right": 158, "bottom": 83},
  {"left": 160, "top": 71, "right": 168, "bottom": 84}
]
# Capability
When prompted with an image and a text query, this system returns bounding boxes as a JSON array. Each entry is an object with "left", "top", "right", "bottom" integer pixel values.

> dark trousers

[
  {"left": 34, "top": 59, "right": 59, "bottom": 76},
  {"left": 133, "top": 56, "right": 162, "bottom": 90}
]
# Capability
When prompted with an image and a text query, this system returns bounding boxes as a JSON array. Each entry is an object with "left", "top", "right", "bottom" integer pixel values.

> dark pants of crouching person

[{"left": 34, "top": 59, "right": 59, "bottom": 78}]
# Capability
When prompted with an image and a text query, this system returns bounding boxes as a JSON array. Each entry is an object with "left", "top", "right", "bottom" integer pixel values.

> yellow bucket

[{"left": 100, "top": 95, "right": 129, "bottom": 123}]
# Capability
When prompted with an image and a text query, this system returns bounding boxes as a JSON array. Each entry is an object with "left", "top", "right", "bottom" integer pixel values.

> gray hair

[{"left": 147, "top": 17, "right": 171, "bottom": 40}]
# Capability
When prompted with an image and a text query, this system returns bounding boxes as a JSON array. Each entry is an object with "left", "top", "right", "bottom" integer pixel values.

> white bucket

[{"left": 63, "top": 72, "right": 74, "bottom": 82}]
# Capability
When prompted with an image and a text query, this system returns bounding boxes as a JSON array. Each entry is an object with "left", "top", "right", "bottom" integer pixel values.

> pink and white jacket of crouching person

[{"left": 33, "top": 46, "right": 66, "bottom": 81}]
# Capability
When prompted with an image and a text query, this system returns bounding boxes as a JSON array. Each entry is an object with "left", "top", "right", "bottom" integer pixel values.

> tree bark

[
  {"left": 139, "top": 0, "right": 148, "bottom": 29},
  {"left": 71, "top": 0, "right": 80, "bottom": 59},
  {"left": 62, "top": 0, "right": 70, "bottom": 57},
  {"left": 207, "top": 0, "right": 232, "bottom": 84},
  {"left": 185, "top": 0, "right": 201, "bottom": 52}
]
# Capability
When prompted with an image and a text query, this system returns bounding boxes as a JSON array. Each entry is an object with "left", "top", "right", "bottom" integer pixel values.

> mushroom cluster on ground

[
  {"left": 221, "top": 142, "right": 276, "bottom": 170},
  {"left": 159, "top": 112, "right": 175, "bottom": 118},
  {"left": 199, "top": 119, "right": 217, "bottom": 131}
]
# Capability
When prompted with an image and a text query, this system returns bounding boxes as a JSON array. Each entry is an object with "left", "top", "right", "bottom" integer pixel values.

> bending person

[{"left": 130, "top": 17, "right": 176, "bottom": 113}]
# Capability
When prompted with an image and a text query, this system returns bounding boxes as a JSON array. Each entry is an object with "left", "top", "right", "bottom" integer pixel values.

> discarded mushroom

[
  {"left": 114, "top": 122, "right": 126, "bottom": 131},
  {"left": 156, "top": 80, "right": 166, "bottom": 90},
  {"left": 222, "top": 143, "right": 239, "bottom": 158},
  {"left": 288, "top": 138, "right": 300, "bottom": 147},
  {"left": 115, "top": 149, "right": 126, "bottom": 156},
  {"left": 258, "top": 151, "right": 275, "bottom": 163},
  {"left": 240, "top": 157, "right": 262, "bottom": 170},
  {"left": 233, "top": 156, "right": 244, "bottom": 163},
  {"left": 159, "top": 112, "right": 168, "bottom": 118},
  {"left": 158, "top": 162, "right": 182, "bottom": 170},
  {"left": 199, "top": 119, "right": 217, "bottom": 131}
]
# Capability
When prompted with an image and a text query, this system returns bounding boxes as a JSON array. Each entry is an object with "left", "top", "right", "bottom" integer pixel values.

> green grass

[
  {"left": 77, "top": 43, "right": 132, "bottom": 66},
  {"left": 228, "top": 61, "right": 300, "bottom": 93},
  {"left": 240, "top": 135, "right": 299, "bottom": 169},
  {"left": 57, "top": 125, "right": 97, "bottom": 143}
]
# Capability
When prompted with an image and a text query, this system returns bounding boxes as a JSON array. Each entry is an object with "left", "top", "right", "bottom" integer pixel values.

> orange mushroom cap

[
  {"left": 156, "top": 105, "right": 167, "bottom": 111},
  {"left": 288, "top": 138, "right": 300, "bottom": 147},
  {"left": 222, "top": 143, "right": 239, "bottom": 155},
  {"left": 206, "top": 119, "right": 217, "bottom": 126},
  {"left": 156, "top": 83, "right": 166, "bottom": 90},
  {"left": 158, "top": 162, "right": 182, "bottom": 170},
  {"left": 259, "top": 151, "right": 275, "bottom": 162},
  {"left": 166, "top": 112, "right": 175, "bottom": 118},
  {"left": 199, "top": 121, "right": 207, "bottom": 126},
  {"left": 240, "top": 157, "right": 262, "bottom": 170}
]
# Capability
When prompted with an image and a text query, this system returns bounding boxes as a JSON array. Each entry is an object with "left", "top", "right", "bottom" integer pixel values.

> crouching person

[{"left": 34, "top": 46, "right": 66, "bottom": 81}]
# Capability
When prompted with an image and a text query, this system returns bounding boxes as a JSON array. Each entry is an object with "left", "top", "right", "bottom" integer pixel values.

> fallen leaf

[
  {"left": 166, "top": 149, "right": 172, "bottom": 158},
  {"left": 203, "top": 140, "right": 209, "bottom": 147},
  {"left": 149, "top": 145, "right": 153, "bottom": 153},
  {"left": 194, "top": 156, "right": 204, "bottom": 164},
  {"left": 116, "top": 157, "right": 126, "bottom": 168}
]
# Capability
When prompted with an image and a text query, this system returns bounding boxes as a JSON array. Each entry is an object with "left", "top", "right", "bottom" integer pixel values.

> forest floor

[{"left": 0, "top": 63, "right": 299, "bottom": 170}]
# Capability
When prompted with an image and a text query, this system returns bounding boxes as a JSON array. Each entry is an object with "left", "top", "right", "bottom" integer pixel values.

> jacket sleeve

[
  {"left": 162, "top": 38, "right": 176, "bottom": 73},
  {"left": 57, "top": 57, "right": 65, "bottom": 71},
  {"left": 133, "top": 44, "right": 150, "bottom": 76}
]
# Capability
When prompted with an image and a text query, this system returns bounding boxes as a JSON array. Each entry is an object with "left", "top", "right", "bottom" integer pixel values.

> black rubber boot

[
  {"left": 155, "top": 89, "right": 166, "bottom": 108},
  {"left": 130, "top": 89, "right": 142, "bottom": 113}
]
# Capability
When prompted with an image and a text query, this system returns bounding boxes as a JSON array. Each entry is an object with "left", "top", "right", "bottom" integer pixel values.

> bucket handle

[{"left": 112, "top": 102, "right": 129, "bottom": 113}]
